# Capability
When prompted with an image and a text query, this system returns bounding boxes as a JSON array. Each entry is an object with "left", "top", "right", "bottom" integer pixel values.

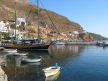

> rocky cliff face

[
  {"left": 0, "top": 0, "right": 93, "bottom": 41},
  {"left": 0, "top": 66, "right": 8, "bottom": 81}
]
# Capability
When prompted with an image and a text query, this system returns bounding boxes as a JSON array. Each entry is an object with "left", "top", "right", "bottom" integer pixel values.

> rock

[{"left": 0, "top": 66, "right": 8, "bottom": 81}]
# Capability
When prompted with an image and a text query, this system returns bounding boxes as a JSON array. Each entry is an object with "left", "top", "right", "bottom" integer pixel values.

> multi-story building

[
  {"left": 16, "top": 18, "right": 26, "bottom": 26},
  {"left": 0, "top": 20, "right": 26, "bottom": 40},
  {"left": 0, "top": 21, "right": 9, "bottom": 33}
]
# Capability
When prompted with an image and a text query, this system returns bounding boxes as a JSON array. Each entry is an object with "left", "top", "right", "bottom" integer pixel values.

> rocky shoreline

[{"left": 0, "top": 66, "right": 8, "bottom": 81}]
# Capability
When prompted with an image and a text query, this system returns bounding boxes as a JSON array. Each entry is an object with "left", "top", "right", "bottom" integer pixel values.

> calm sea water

[{"left": 0, "top": 45, "right": 108, "bottom": 81}]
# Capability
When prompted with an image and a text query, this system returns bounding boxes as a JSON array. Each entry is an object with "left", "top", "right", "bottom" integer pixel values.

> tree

[
  {"left": 10, "top": 24, "right": 15, "bottom": 29},
  {"left": 18, "top": 22, "right": 25, "bottom": 31}
]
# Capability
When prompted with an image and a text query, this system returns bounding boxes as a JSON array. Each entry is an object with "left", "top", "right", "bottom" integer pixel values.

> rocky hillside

[
  {"left": 0, "top": 0, "right": 93, "bottom": 41},
  {"left": 90, "top": 33, "right": 108, "bottom": 40}
]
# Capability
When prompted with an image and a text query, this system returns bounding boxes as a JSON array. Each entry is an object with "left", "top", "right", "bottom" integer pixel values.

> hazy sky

[{"left": 29, "top": 0, "right": 108, "bottom": 37}]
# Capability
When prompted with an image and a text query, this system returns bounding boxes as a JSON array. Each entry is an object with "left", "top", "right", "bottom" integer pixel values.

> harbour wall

[{"left": 55, "top": 41, "right": 97, "bottom": 45}]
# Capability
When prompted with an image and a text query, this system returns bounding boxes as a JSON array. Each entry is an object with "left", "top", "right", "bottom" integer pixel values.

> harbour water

[{"left": 0, "top": 45, "right": 108, "bottom": 81}]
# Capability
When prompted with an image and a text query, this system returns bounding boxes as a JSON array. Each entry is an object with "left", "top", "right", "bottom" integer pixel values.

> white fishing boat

[
  {"left": 43, "top": 66, "right": 61, "bottom": 77},
  {"left": 3, "top": 49, "right": 17, "bottom": 53},
  {"left": 16, "top": 57, "right": 41, "bottom": 67},
  {"left": 21, "top": 57, "right": 41, "bottom": 63},
  {"left": 8, "top": 52, "right": 28, "bottom": 56}
]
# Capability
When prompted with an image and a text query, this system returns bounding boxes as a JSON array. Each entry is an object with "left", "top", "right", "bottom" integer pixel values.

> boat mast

[
  {"left": 14, "top": 1, "right": 17, "bottom": 40},
  {"left": 24, "top": 13, "right": 26, "bottom": 40},
  {"left": 36, "top": 0, "right": 39, "bottom": 39}
]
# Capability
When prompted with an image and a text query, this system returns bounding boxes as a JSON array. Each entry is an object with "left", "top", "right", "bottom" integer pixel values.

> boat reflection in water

[{"left": 45, "top": 71, "right": 60, "bottom": 81}]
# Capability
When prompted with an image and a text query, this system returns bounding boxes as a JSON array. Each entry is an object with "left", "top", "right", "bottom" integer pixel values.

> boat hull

[
  {"left": 43, "top": 66, "right": 60, "bottom": 77},
  {"left": 1, "top": 41, "right": 52, "bottom": 51},
  {"left": 21, "top": 59, "right": 41, "bottom": 63},
  {"left": 3, "top": 49, "right": 17, "bottom": 53},
  {"left": 45, "top": 71, "right": 60, "bottom": 81}
]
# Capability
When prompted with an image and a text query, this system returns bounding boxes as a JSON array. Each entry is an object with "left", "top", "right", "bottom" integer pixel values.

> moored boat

[
  {"left": 21, "top": 56, "right": 42, "bottom": 63},
  {"left": 1, "top": 40, "right": 52, "bottom": 51},
  {"left": 8, "top": 52, "right": 28, "bottom": 56},
  {"left": 3, "top": 49, "right": 17, "bottom": 53},
  {"left": 0, "top": 0, "right": 53, "bottom": 51},
  {"left": 103, "top": 41, "right": 108, "bottom": 47},
  {"left": 43, "top": 66, "right": 61, "bottom": 77},
  {"left": 45, "top": 71, "right": 60, "bottom": 81}
]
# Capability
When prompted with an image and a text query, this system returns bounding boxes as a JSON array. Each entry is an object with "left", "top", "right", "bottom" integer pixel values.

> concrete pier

[{"left": 55, "top": 40, "right": 97, "bottom": 45}]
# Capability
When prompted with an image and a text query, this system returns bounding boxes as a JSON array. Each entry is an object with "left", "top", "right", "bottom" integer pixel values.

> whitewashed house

[
  {"left": 68, "top": 31, "right": 79, "bottom": 36},
  {"left": 0, "top": 21, "right": 9, "bottom": 33},
  {"left": 16, "top": 18, "right": 26, "bottom": 26},
  {"left": 67, "top": 30, "right": 87, "bottom": 36}
]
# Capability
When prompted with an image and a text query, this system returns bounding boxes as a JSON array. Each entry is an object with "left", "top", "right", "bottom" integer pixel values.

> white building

[
  {"left": 0, "top": 21, "right": 20, "bottom": 39},
  {"left": 0, "top": 21, "right": 9, "bottom": 33},
  {"left": 67, "top": 30, "right": 87, "bottom": 36},
  {"left": 68, "top": 31, "right": 79, "bottom": 36},
  {"left": 78, "top": 30, "right": 87, "bottom": 34},
  {"left": 16, "top": 18, "right": 26, "bottom": 26}
]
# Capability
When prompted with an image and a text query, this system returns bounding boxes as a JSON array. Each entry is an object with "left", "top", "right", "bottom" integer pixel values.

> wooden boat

[
  {"left": 1, "top": 41, "right": 52, "bottom": 51},
  {"left": 43, "top": 66, "right": 61, "bottom": 77},
  {"left": 0, "top": 0, "right": 53, "bottom": 50}
]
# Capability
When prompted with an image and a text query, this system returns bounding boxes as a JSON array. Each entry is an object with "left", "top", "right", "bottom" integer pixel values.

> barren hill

[
  {"left": 0, "top": 0, "right": 93, "bottom": 41},
  {"left": 0, "top": 0, "right": 82, "bottom": 32}
]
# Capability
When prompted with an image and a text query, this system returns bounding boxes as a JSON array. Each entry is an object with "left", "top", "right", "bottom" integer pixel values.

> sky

[{"left": 28, "top": 0, "right": 108, "bottom": 37}]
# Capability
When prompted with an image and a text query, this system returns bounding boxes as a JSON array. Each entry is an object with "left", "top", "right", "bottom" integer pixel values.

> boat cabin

[{"left": 17, "top": 39, "right": 44, "bottom": 45}]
